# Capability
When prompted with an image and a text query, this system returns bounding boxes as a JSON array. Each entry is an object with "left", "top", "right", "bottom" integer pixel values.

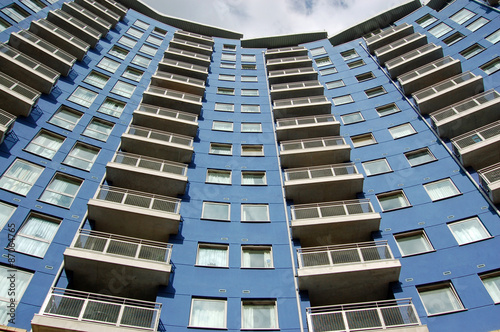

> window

[
  {"left": 466, "top": 17, "right": 489, "bottom": 32},
  {"left": 460, "top": 44, "right": 485, "bottom": 59},
  {"left": 450, "top": 8, "right": 475, "bottom": 24},
  {"left": 424, "top": 178, "right": 460, "bottom": 201},
  {"left": 242, "top": 64, "right": 257, "bottom": 70},
  {"left": 241, "top": 204, "right": 269, "bottom": 222},
  {"left": 220, "top": 62, "right": 236, "bottom": 69},
  {"left": 332, "top": 95, "right": 353, "bottom": 106},
  {"left": 365, "top": 86, "right": 386, "bottom": 98},
  {"left": 418, "top": 283, "right": 464, "bottom": 316},
  {"left": 0, "top": 159, "right": 43, "bottom": 195},
  {"left": 363, "top": 159, "right": 392, "bottom": 176},
  {"left": 241, "top": 171, "right": 267, "bottom": 185},
  {"left": 39, "top": 173, "right": 82, "bottom": 209},
  {"left": 122, "top": 67, "right": 144, "bottom": 82},
  {"left": 83, "top": 71, "right": 109, "bottom": 89},
  {"left": 223, "top": 44, "right": 236, "bottom": 51},
  {"left": 0, "top": 266, "right": 32, "bottom": 324},
  {"left": 1, "top": 4, "right": 29, "bottom": 23},
  {"left": 241, "top": 76, "right": 258, "bottom": 82},
  {"left": 241, "top": 145, "right": 264, "bottom": 156},
  {"left": 241, "top": 54, "right": 256, "bottom": 62},
  {"left": 212, "top": 121, "right": 233, "bottom": 132},
  {"left": 377, "top": 190, "right": 410, "bottom": 211},
  {"left": 132, "top": 54, "right": 151, "bottom": 68},
  {"left": 443, "top": 32, "right": 464, "bottom": 46},
  {"left": 196, "top": 243, "right": 229, "bottom": 267},
  {"left": 319, "top": 67, "right": 337, "bottom": 75},
  {"left": 202, "top": 202, "right": 230, "bottom": 221},
  {"left": 206, "top": 169, "right": 231, "bottom": 185},
  {"left": 221, "top": 53, "right": 236, "bottom": 61},
  {"left": 389, "top": 123, "right": 416, "bottom": 139},
  {"left": 111, "top": 81, "right": 136, "bottom": 98},
  {"left": 25, "top": 130, "right": 64, "bottom": 159},
  {"left": 63, "top": 143, "right": 99, "bottom": 171},
  {"left": 139, "top": 44, "right": 157, "bottom": 56},
  {"left": 310, "top": 47, "right": 326, "bottom": 56},
  {"left": 326, "top": 80, "right": 345, "bottom": 89},
  {"left": 127, "top": 27, "right": 144, "bottom": 39},
  {"left": 347, "top": 59, "right": 365, "bottom": 69},
  {"left": 14, "top": 213, "right": 60, "bottom": 257},
  {"left": 219, "top": 74, "right": 235, "bottom": 81},
  {"left": 480, "top": 58, "right": 500, "bottom": 75},
  {"left": 486, "top": 29, "right": 500, "bottom": 44},
  {"left": 405, "top": 148, "right": 436, "bottom": 166},
  {"left": 376, "top": 103, "right": 400, "bottom": 117},
  {"left": 97, "top": 57, "right": 120, "bottom": 73},
  {"left": 241, "top": 89, "right": 259, "bottom": 96},
  {"left": 0, "top": 202, "right": 16, "bottom": 230},
  {"left": 98, "top": 98, "right": 126, "bottom": 118},
  {"left": 241, "top": 300, "right": 278, "bottom": 329},
  {"left": 146, "top": 34, "right": 163, "bottom": 46},
  {"left": 217, "top": 87, "right": 234, "bottom": 95},
  {"left": 429, "top": 23, "right": 452, "bottom": 38},
  {"left": 448, "top": 217, "right": 490, "bottom": 245},
  {"left": 189, "top": 298, "right": 226, "bottom": 329},
  {"left": 315, "top": 57, "right": 332, "bottom": 67},
  {"left": 351, "top": 133, "right": 376, "bottom": 147},
  {"left": 241, "top": 105, "right": 260, "bottom": 113},
  {"left": 210, "top": 143, "right": 232, "bottom": 156},
  {"left": 241, "top": 246, "right": 273, "bottom": 268},
  {"left": 241, "top": 123, "right": 262, "bottom": 133},
  {"left": 481, "top": 272, "right": 500, "bottom": 303},
  {"left": 341, "top": 112, "right": 364, "bottom": 125},
  {"left": 0, "top": 17, "right": 11, "bottom": 32},
  {"left": 49, "top": 107, "right": 82, "bottom": 130},
  {"left": 68, "top": 87, "right": 98, "bottom": 108},
  {"left": 215, "top": 103, "right": 234, "bottom": 112},
  {"left": 152, "top": 28, "right": 166, "bottom": 37},
  {"left": 340, "top": 49, "right": 359, "bottom": 60},
  {"left": 83, "top": 118, "right": 114, "bottom": 141},
  {"left": 416, "top": 14, "right": 437, "bottom": 28},
  {"left": 356, "top": 72, "right": 375, "bottom": 82},
  {"left": 133, "top": 20, "right": 149, "bottom": 30},
  {"left": 395, "top": 230, "right": 433, "bottom": 256},
  {"left": 109, "top": 46, "right": 129, "bottom": 60}
]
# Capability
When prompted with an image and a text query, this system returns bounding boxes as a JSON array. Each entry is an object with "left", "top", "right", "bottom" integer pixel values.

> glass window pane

[
  {"left": 448, "top": 217, "right": 490, "bottom": 245},
  {"left": 98, "top": 98, "right": 125, "bottom": 118},
  {"left": 49, "top": 107, "right": 82, "bottom": 130},
  {"left": 486, "top": 29, "right": 500, "bottom": 44},
  {"left": 210, "top": 143, "right": 232, "bottom": 155},
  {"left": 424, "top": 178, "right": 460, "bottom": 201},
  {"left": 190, "top": 298, "right": 226, "bottom": 328},
  {"left": 242, "top": 247, "right": 272, "bottom": 268},
  {"left": 242, "top": 205, "right": 269, "bottom": 221},
  {"left": 341, "top": 112, "right": 363, "bottom": 124},
  {"left": 202, "top": 202, "right": 230, "bottom": 220},
  {"left": 241, "top": 123, "right": 262, "bottom": 133},
  {"left": 241, "top": 105, "right": 260, "bottom": 113},
  {"left": 326, "top": 80, "right": 344, "bottom": 89},
  {"left": 197, "top": 244, "right": 228, "bottom": 267},
  {"left": 109, "top": 46, "right": 129, "bottom": 59},
  {"left": 242, "top": 172, "right": 266, "bottom": 185},
  {"left": 333, "top": 95, "right": 353, "bottom": 105},
  {"left": 315, "top": 57, "right": 332, "bottom": 67},
  {"left": 212, "top": 121, "right": 233, "bottom": 132},
  {"left": 416, "top": 14, "right": 437, "bottom": 28},
  {"left": 111, "top": 81, "right": 136, "bottom": 98},
  {"left": 83, "top": 118, "right": 113, "bottom": 141},
  {"left": 63, "top": 143, "right": 99, "bottom": 171},
  {"left": 241, "top": 145, "right": 264, "bottom": 156},
  {"left": 206, "top": 170, "right": 231, "bottom": 184},
  {"left": 450, "top": 9, "right": 475, "bottom": 24},
  {"left": 482, "top": 274, "right": 500, "bottom": 303},
  {"left": 389, "top": 123, "right": 416, "bottom": 139},
  {"left": 25, "top": 131, "right": 64, "bottom": 159},
  {"left": 378, "top": 191, "right": 410, "bottom": 211},
  {"left": 396, "top": 231, "right": 433, "bottom": 256},
  {"left": 242, "top": 302, "right": 278, "bottom": 329},
  {"left": 67, "top": 87, "right": 98, "bottom": 108},
  {"left": 132, "top": 55, "right": 151, "bottom": 68},
  {"left": 405, "top": 148, "right": 436, "bottom": 166},
  {"left": 310, "top": 47, "right": 326, "bottom": 56},
  {"left": 419, "top": 284, "right": 463, "bottom": 315},
  {"left": 97, "top": 57, "right": 120, "bottom": 73},
  {"left": 215, "top": 103, "right": 234, "bottom": 112},
  {"left": 320, "top": 67, "right": 337, "bottom": 75},
  {"left": 352, "top": 133, "right": 376, "bottom": 147},
  {"left": 0, "top": 202, "right": 16, "bottom": 230},
  {"left": 429, "top": 23, "right": 452, "bottom": 38},
  {"left": 122, "top": 67, "right": 144, "bottom": 82},
  {"left": 0, "top": 159, "right": 43, "bottom": 196},
  {"left": 376, "top": 103, "right": 399, "bottom": 116},
  {"left": 15, "top": 214, "right": 60, "bottom": 256},
  {"left": 242, "top": 89, "right": 259, "bottom": 96},
  {"left": 363, "top": 159, "right": 391, "bottom": 176},
  {"left": 83, "top": 71, "right": 109, "bottom": 89},
  {"left": 466, "top": 17, "right": 489, "bottom": 32}
]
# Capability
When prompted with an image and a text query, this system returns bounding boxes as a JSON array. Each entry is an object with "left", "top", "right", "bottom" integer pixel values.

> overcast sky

[{"left": 141, "top": 0, "right": 416, "bottom": 39}]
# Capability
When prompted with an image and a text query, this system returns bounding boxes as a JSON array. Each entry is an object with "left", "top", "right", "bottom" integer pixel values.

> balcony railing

[
  {"left": 276, "top": 114, "right": 337, "bottom": 128},
  {"left": 0, "top": 43, "right": 59, "bottom": 81},
  {"left": 284, "top": 163, "right": 358, "bottom": 181},
  {"left": 51, "top": 9, "right": 101, "bottom": 39},
  {"left": 14, "top": 30, "right": 76, "bottom": 64},
  {"left": 76, "top": 0, "right": 121, "bottom": 24},
  {"left": 375, "top": 32, "right": 424, "bottom": 55},
  {"left": 112, "top": 151, "right": 188, "bottom": 176},
  {"left": 267, "top": 55, "right": 310, "bottom": 65},
  {"left": 94, "top": 185, "right": 181, "bottom": 214},
  {"left": 136, "top": 104, "right": 198, "bottom": 123},
  {"left": 146, "top": 85, "right": 202, "bottom": 103},
  {"left": 39, "top": 287, "right": 161, "bottom": 330},
  {"left": 307, "top": 298, "right": 421, "bottom": 332},
  {"left": 413, "top": 72, "right": 478, "bottom": 101},
  {"left": 385, "top": 43, "right": 440, "bottom": 69},
  {"left": 126, "top": 125, "right": 193, "bottom": 147},
  {"left": 33, "top": 18, "right": 90, "bottom": 50},
  {"left": 166, "top": 47, "right": 211, "bottom": 62},
  {"left": 0, "top": 109, "right": 15, "bottom": 129},
  {"left": 281, "top": 136, "right": 345, "bottom": 152},
  {"left": 266, "top": 46, "right": 307, "bottom": 55},
  {"left": 290, "top": 199, "right": 375, "bottom": 220},
  {"left": 171, "top": 37, "right": 213, "bottom": 52},
  {"left": 268, "top": 67, "right": 316, "bottom": 77},
  {"left": 274, "top": 96, "right": 330, "bottom": 108},
  {"left": 451, "top": 120, "right": 500, "bottom": 153},
  {"left": 365, "top": 23, "right": 413, "bottom": 53},
  {"left": 398, "top": 56, "right": 458, "bottom": 84},
  {"left": 0, "top": 71, "right": 41, "bottom": 101},
  {"left": 73, "top": 229, "right": 172, "bottom": 264},
  {"left": 153, "top": 71, "right": 206, "bottom": 87},
  {"left": 174, "top": 30, "right": 214, "bottom": 44},
  {"left": 63, "top": 2, "right": 112, "bottom": 32},
  {"left": 160, "top": 58, "right": 208, "bottom": 74},
  {"left": 271, "top": 80, "right": 322, "bottom": 91},
  {"left": 478, "top": 163, "right": 500, "bottom": 187}
]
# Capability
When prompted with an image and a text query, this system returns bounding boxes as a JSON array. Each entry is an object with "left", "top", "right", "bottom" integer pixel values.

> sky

[{"left": 141, "top": 0, "right": 416, "bottom": 39}]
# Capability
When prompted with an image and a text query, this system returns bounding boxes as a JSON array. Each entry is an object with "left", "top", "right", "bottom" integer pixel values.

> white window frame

[
  {"left": 206, "top": 169, "right": 232, "bottom": 185},
  {"left": 132, "top": 54, "right": 151, "bottom": 68},
  {"left": 486, "top": 29, "right": 500, "bottom": 44},
  {"left": 221, "top": 53, "right": 236, "bottom": 61},
  {"left": 356, "top": 72, "right": 375, "bottom": 82},
  {"left": 241, "top": 300, "right": 279, "bottom": 330},
  {"left": 362, "top": 159, "right": 392, "bottom": 176},
  {"left": 97, "top": 57, "right": 120, "bottom": 73},
  {"left": 218, "top": 74, "right": 235, "bottom": 81},
  {"left": 241, "top": 123, "right": 262, "bottom": 133},
  {"left": 332, "top": 94, "right": 353, "bottom": 106},
  {"left": 341, "top": 112, "right": 364, "bottom": 125},
  {"left": 319, "top": 67, "right": 337, "bottom": 75},
  {"left": 83, "top": 71, "right": 109, "bottom": 89},
  {"left": 0, "top": 202, "right": 16, "bottom": 231},
  {"left": 416, "top": 14, "right": 437, "bottom": 28},
  {"left": 377, "top": 190, "right": 411, "bottom": 211},
  {"left": 405, "top": 148, "right": 436, "bottom": 166},
  {"left": 109, "top": 46, "right": 129, "bottom": 60},
  {"left": 212, "top": 121, "right": 233, "bottom": 132},
  {"left": 242, "top": 64, "right": 257, "bottom": 70},
  {"left": 389, "top": 123, "right": 416, "bottom": 139},
  {"left": 63, "top": 142, "right": 99, "bottom": 171},
  {"left": 0, "top": 159, "right": 43, "bottom": 196},
  {"left": 217, "top": 87, "right": 235, "bottom": 95},
  {"left": 24, "top": 130, "right": 64, "bottom": 159},
  {"left": 429, "top": 23, "right": 452, "bottom": 38},
  {"left": 241, "top": 145, "right": 264, "bottom": 157},
  {"left": 220, "top": 62, "right": 236, "bottom": 69},
  {"left": 49, "top": 107, "right": 82, "bottom": 130},
  {"left": 39, "top": 173, "right": 82, "bottom": 208},
  {"left": 376, "top": 103, "right": 400, "bottom": 117},
  {"left": 241, "top": 54, "right": 256, "bottom": 62},
  {"left": 365, "top": 86, "right": 386, "bottom": 98},
  {"left": 214, "top": 103, "right": 234, "bottom": 112},
  {"left": 241, "top": 89, "right": 259, "bottom": 97},
  {"left": 310, "top": 47, "right": 326, "bottom": 56},
  {"left": 326, "top": 80, "right": 345, "bottom": 89},
  {"left": 418, "top": 282, "right": 465, "bottom": 316},
  {"left": 15, "top": 213, "right": 61, "bottom": 257},
  {"left": 111, "top": 80, "right": 136, "bottom": 98},
  {"left": 241, "top": 204, "right": 270, "bottom": 222},
  {"left": 139, "top": 44, "right": 157, "bottom": 56},
  {"left": 481, "top": 271, "right": 500, "bottom": 304},
  {"left": 201, "top": 202, "right": 230, "bottom": 221},
  {"left": 460, "top": 43, "right": 485, "bottom": 59},
  {"left": 126, "top": 27, "right": 144, "bottom": 39},
  {"left": 315, "top": 56, "right": 332, "bottom": 67},
  {"left": 466, "top": 17, "right": 489, "bottom": 32},
  {"left": 146, "top": 34, "right": 163, "bottom": 46},
  {"left": 133, "top": 19, "right": 149, "bottom": 30},
  {"left": 450, "top": 8, "right": 475, "bottom": 25},
  {"left": 395, "top": 230, "right": 434, "bottom": 256},
  {"left": 241, "top": 245, "right": 273, "bottom": 269},
  {"left": 189, "top": 298, "right": 227, "bottom": 329},
  {"left": 241, "top": 105, "right": 260, "bottom": 113},
  {"left": 122, "top": 67, "right": 144, "bottom": 82},
  {"left": 98, "top": 98, "right": 126, "bottom": 118},
  {"left": 196, "top": 243, "right": 229, "bottom": 268},
  {"left": 448, "top": 217, "right": 491, "bottom": 245},
  {"left": 347, "top": 59, "right": 365, "bottom": 69},
  {"left": 67, "top": 87, "right": 98, "bottom": 108},
  {"left": 423, "top": 178, "right": 460, "bottom": 201},
  {"left": 0, "top": 266, "right": 32, "bottom": 325},
  {"left": 209, "top": 143, "right": 232, "bottom": 156},
  {"left": 223, "top": 44, "right": 236, "bottom": 51},
  {"left": 351, "top": 133, "right": 376, "bottom": 147},
  {"left": 241, "top": 76, "right": 258, "bottom": 82},
  {"left": 241, "top": 171, "right": 267, "bottom": 186},
  {"left": 82, "top": 118, "right": 114, "bottom": 142},
  {"left": 443, "top": 32, "right": 464, "bottom": 46},
  {"left": 340, "top": 49, "right": 359, "bottom": 60}
]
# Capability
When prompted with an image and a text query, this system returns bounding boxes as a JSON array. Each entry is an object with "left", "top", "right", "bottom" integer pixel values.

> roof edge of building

[{"left": 241, "top": 31, "right": 329, "bottom": 49}]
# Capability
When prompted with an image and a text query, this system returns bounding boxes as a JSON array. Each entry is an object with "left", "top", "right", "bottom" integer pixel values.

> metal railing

[
  {"left": 174, "top": 30, "right": 214, "bottom": 43},
  {"left": 267, "top": 55, "right": 310, "bottom": 65},
  {"left": 271, "top": 80, "right": 321, "bottom": 91},
  {"left": 153, "top": 71, "right": 205, "bottom": 87},
  {"left": 160, "top": 58, "right": 208, "bottom": 73},
  {"left": 284, "top": 163, "right": 358, "bottom": 181},
  {"left": 15, "top": 30, "right": 76, "bottom": 63},
  {"left": 0, "top": 109, "right": 16, "bottom": 129},
  {"left": 0, "top": 72, "right": 41, "bottom": 101},
  {"left": 274, "top": 95, "right": 329, "bottom": 108},
  {"left": 451, "top": 120, "right": 500, "bottom": 152},
  {"left": 73, "top": 229, "right": 172, "bottom": 263},
  {"left": 35, "top": 19, "right": 90, "bottom": 49},
  {"left": 65, "top": 2, "right": 112, "bottom": 28},
  {"left": 83, "top": 0, "right": 121, "bottom": 21},
  {"left": 386, "top": 43, "right": 439, "bottom": 68},
  {"left": 281, "top": 136, "right": 346, "bottom": 151},
  {"left": 413, "top": 71, "right": 477, "bottom": 101},
  {"left": 126, "top": 125, "right": 193, "bottom": 147},
  {"left": 290, "top": 199, "right": 375, "bottom": 220},
  {"left": 398, "top": 56, "right": 456, "bottom": 83},
  {"left": 166, "top": 47, "right": 211, "bottom": 62},
  {"left": 136, "top": 104, "right": 198, "bottom": 123},
  {"left": 112, "top": 151, "right": 188, "bottom": 176},
  {"left": 276, "top": 114, "right": 337, "bottom": 128},
  {"left": 268, "top": 67, "right": 316, "bottom": 77},
  {"left": 266, "top": 46, "right": 306, "bottom": 55},
  {"left": 146, "top": 85, "right": 202, "bottom": 103},
  {"left": 478, "top": 162, "right": 500, "bottom": 188},
  {"left": 102, "top": 0, "right": 128, "bottom": 12},
  {"left": 171, "top": 37, "right": 213, "bottom": 52},
  {"left": 94, "top": 185, "right": 181, "bottom": 214},
  {"left": 364, "top": 22, "right": 411, "bottom": 44},
  {"left": 375, "top": 32, "right": 423, "bottom": 55},
  {"left": 307, "top": 298, "right": 421, "bottom": 332},
  {"left": 41, "top": 287, "right": 161, "bottom": 330},
  {"left": 52, "top": 9, "right": 101, "bottom": 38},
  {"left": 0, "top": 43, "right": 59, "bottom": 80}
]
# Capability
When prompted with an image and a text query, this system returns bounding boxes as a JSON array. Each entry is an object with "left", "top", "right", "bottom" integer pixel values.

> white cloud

[{"left": 141, "top": 0, "right": 413, "bottom": 39}]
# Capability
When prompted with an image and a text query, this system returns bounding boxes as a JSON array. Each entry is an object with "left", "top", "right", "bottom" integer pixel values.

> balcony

[
  {"left": 132, "top": 104, "right": 198, "bottom": 137},
  {"left": 164, "top": 47, "right": 211, "bottom": 67},
  {"left": 451, "top": 120, "right": 500, "bottom": 170},
  {"left": 268, "top": 67, "right": 318, "bottom": 85},
  {"left": 276, "top": 114, "right": 340, "bottom": 141},
  {"left": 280, "top": 136, "right": 350, "bottom": 168},
  {"left": 431, "top": 90, "right": 500, "bottom": 138},
  {"left": 61, "top": 2, "right": 112, "bottom": 34},
  {"left": 413, "top": 72, "right": 484, "bottom": 115},
  {"left": 374, "top": 33, "right": 427, "bottom": 65},
  {"left": 290, "top": 199, "right": 381, "bottom": 247},
  {"left": 95, "top": 0, "right": 127, "bottom": 19},
  {"left": 87, "top": 186, "right": 181, "bottom": 242},
  {"left": 266, "top": 55, "right": 313, "bottom": 71},
  {"left": 270, "top": 80, "right": 324, "bottom": 100},
  {"left": 284, "top": 163, "right": 364, "bottom": 204},
  {"left": 0, "top": 109, "right": 15, "bottom": 145},
  {"left": 106, "top": 151, "right": 188, "bottom": 197},
  {"left": 265, "top": 46, "right": 308, "bottom": 59},
  {"left": 398, "top": 56, "right": 462, "bottom": 95},
  {"left": 273, "top": 96, "right": 331, "bottom": 119},
  {"left": 0, "top": 72, "right": 40, "bottom": 117},
  {"left": 365, "top": 23, "right": 414, "bottom": 54},
  {"left": 47, "top": 9, "right": 102, "bottom": 48},
  {"left": 306, "top": 299, "right": 427, "bottom": 332},
  {"left": 169, "top": 37, "right": 213, "bottom": 56},
  {"left": 64, "top": 230, "right": 172, "bottom": 300},
  {"left": 31, "top": 288, "right": 161, "bottom": 332},
  {"left": 174, "top": 30, "right": 214, "bottom": 46},
  {"left": 158, "top": 58, "right": 208, "bottom": 81},
  {"left": 385, "top": 43, "right": 443, "bottom": 79},
  {"left": 478, "top": 163, "right": 500, "bottom": 204},
  {"left": 29, "top": 19, "right": 90, "bottom": 61},
  {"left": 142, "top": 85, "right": 203, "bottom": 115},
  {"left": 9, "top": 30, "right": 76, "bottom": 76},
  {"left": 120, "top": 125, "right": 194, "bottom": 162},
  {"left": 151, "top": 71, "right": 205, "bottom": 96},
  {"left": 74, "top": 0, "right": 120, "bottom": 27},
  {"left": 0, "top": 43, "right": 59, "bottom": 94},
  {"left": 297, "top": 241, "right": 401, "bottom": 305}
]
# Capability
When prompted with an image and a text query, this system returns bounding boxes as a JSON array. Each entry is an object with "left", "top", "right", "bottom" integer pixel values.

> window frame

[
  {"left": 443, "top": 32, "right": 465, "bottom": 46},
  {"left": 201, "top": 201, "right": 230, "bottom": 221},
  {"left": 460, "top": 43, "right": 485, "bottom": 59},
  {"left": 122, "top": 67, "right": 144, "bottom": 82},
  {"left": 466, "top": 17, "right": 489, "bottom": 32},
  {"left": 241, "top": 300, "right": 279, "bottom": 330},
  {"left": 480, "top": 57, "right": 500, "bottom": 75},
  {"left": 14, "top": 212, "right": 61, "bottom": 257},
  {"left": 340, "top": 49, "right": 359, "bottom": 61},
  {"left": 0, "top": 159, "right": 43, "bottom": 196},
  {"left": 486, "top": 29, "right": 500, "bottom": 44},
  {"left": 389, "top": 123, "right": 416, "bottom": 139},
  {"left": 24, "top": 130, "right": 65, "bottom": 160},
  {"left": 347, "top": 59, "right": 365, "bottom": 69},
  {"left": 241, "top": 171, "right": 267, "bottom": 186},
  {"left": 395, "top": 229, "right": 434, "bottom": 257},
  {"left": 319, "top": 67, "right": 337, "bottom": 75},
  {"left": 376, "top": 103, "right": 400, "bottom": 117},
  {"left": 48, "top": 106, "right": 82, "bottom": 130},
  {"left": 241, "top": 245, "right": 273, "bottom": 269},
  {"left": 241, "top": 76, "right": 258, "bottom": 82},
  {"left": 212, "top": 120, "right": 234, "bottom": 132},
  {"left": 417, "top": 282, "right": 465, "bottom": 316},
  {"left": 131, "top": 54, "right": 152, "bottom": 68},
  {"left": 139, "top": 44, "right": 157, "bottom": 56},
  {"left": 0, "top": 201, "right": 16, "bottom": 231},
  {"left": 405, "top": 148, "right": 437, "bottom": 167},
  {"left": 241, "top": 89, "right": 259, "bottom": 97},
  {"left": 332, "top": 94, "right": 354, "bottom": 106},
  {"left": 195, "top": 243, "right": 229, "bottom": 268},
  {"left": 62, "top": 142, "right": 100, "bottom": 171},
  {"left": 365, "top": 86, "right": 387, "bottom": 98},
  {"left": 0, "top": 266, "right": 33, "bottom": 317},
  {"left": 189, "top": 297, "right": 227, "bottom": 329},
  {"left": 241, "top": 105, "right": 261, "bottom": 113},
  {"left": 362, "top": 158, "right": 392, "bottom": 176},
  {"left": 214, "top": 103, "right": 234, "bottom": 112},
  {"left": 480, "top": 271, "right": 500, "bottom": 304},
  {"left": 450, "top": 8, "right": 475, "bottom": 25},
  {"left": 377, "top": 190, "right": 411, "bottom": 212},
  {"left": 221, "top": 53, "right": 236, "bottom": 62},
  {"left": 241, "top": 123, "right": 262, "bottom": 133},
  {"left": 326, "top": 79, "right": 345, "bottom": 89},
  {"left": 241, "top": 204, "right": 270, "bottom": 222},
  {"left": 146, "top": 34, "right": 163, "bottom": 46},
  {"left": 241, "top": 64, "right": 257, "bottom": 70},
  {"left": 310, "top": 47, "right": 326, "bottom": 56},
  {"left": 217, "top": 87, "right": 235, "bottom": 95},
  {"left": 351, "top": 133, "right": 376, "bottom": 147},
  {"left": 82, "top": 117, "right": 114, "bottom": 142},
  {"left": 206, "top": 169, "right": 232, "bottom": 185},
  {"left": 39, "top": 173, "right": 83, "bottom": 209},
  {"left": 341, "top": 112, "right": 364, "bottom": 125},
  {"left": 423, "top": 178, "right": 461, "bottom": 201},
  {"left": 97, "top": 57, "right": 120, "bottom": 73},
  {"left": 108, "top": 45, "right": 129, "bottom": 60},
  {"left": 83, "top": 71, "right": 110, "bottom": 89},
  {"left": 220, "top": 62, "right": 236, "bottom": 69},
  {"left": 241, "top": 145, "right": 264, "bottom": 157},
  {"left": 67, "top": 86, "right": 98, "bottom": 108},
  {"left": 428, "top": 23, "right": 452, "bottom": 38},
  {"left": 448, "top": 217, "right": 491, "bottom": 245},
  {"left": 111, "top": 80, "right": 136, "bottom": 98},
  {"left": 98, "top": 98, "right": 126, "bottom": 118},
  {"left": 315, "top": 56, "right": 332, "bottom": 67},
  {"left": 416, "top": 14, "right": 437, "bottom": 28},
  {"left": 209, "top": 143, "right": 232, "bottom": 156},
  {"left": 218, "top": 74, "right": 235, "bottom": 81},
  {"left": 355, "top": 72, "right": 375, "bottom": 82},
  {"left": 241, "top": 54, "right": 256, "bottom": 62}
]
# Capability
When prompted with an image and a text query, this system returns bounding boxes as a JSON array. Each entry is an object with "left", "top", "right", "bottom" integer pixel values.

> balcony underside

[
  {"left": 387, "top": 46, "right": 443, "bottom": 79},
  {"left": 0, "top": 89, "right": 36, "bottom": 117},
  {"left": 32, "top": 315, "right": 150, "bottom": 332},
  {"left": 150, "top": 75, "right": 205, "bottom": 96},
  {"left": 266, "top": 59, "right": 313, "bottom": 71},
  {"left": 0, "top": 55, "right": 56, "bottom": 94},
  {"left": 280, "top": 145, "right": 351, "bottom": 168},
  {"left": 273, "top": 103, "right": 331, "bottom": 119},
  {"left": 120, "top": 133, "right": 194, "bottom": 163},
  {"left": 399, "top": 59, "right": 462, "bottom": 95},
  {"left": 292, "top": 213, "right": 381, "bottom": 247},
  {"left": 141, "top": 91, "right": 202, "bottom": 115},
  {"left": 298, "top": 260, "right": 401, "bottom": 305},
  {"left": 271, "top": 85, "right": 324, "bottom": 101},
  {"left": 276, "top": 122, "right": 340, "bottom": 141},
  {"left": 366, "top": 24, "right": 414, "bottom": 54},
  {"left": 265, "top": 49, "right": 308, "bottom": 59},
  {"left": 268, "top": 72, "right": 318, "bottom": 85},
  {"left": 132, "top": 111, "right": 198, "bottom": 137},
  {"left": 457, "top": 138, "right": 500, "bottom": 170},
  {"left": 87, "top": 199, "right": 180, "bottom": 242}
]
